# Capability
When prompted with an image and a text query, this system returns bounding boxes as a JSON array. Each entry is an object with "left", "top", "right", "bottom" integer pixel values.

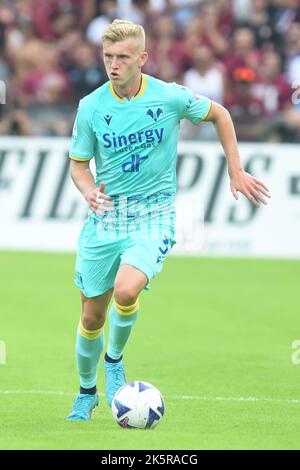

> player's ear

[{"left": 139, "top": 51, "right": 148, "bottom": 68}]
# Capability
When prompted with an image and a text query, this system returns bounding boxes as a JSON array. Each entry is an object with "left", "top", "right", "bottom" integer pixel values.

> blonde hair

[{"left": 102, "top": 20, "right": 145, "bottom": 48}]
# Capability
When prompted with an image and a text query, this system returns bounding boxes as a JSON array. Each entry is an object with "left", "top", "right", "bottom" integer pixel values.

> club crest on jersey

[{"left": 146, "top": 108, "right": 163, "bottom": 122}]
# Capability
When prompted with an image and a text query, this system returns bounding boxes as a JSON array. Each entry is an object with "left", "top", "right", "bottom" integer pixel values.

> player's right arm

[
  {"left": 70, "top": 160, "right": 112, "bottom": 214},
  {"left": 69, "top": 100, "right": 113, "bottom": 214}
]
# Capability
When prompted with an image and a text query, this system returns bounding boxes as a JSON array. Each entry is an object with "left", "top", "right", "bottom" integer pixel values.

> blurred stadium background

[{"left": 1, "top": 0, "right": 300, "bottom": 450}]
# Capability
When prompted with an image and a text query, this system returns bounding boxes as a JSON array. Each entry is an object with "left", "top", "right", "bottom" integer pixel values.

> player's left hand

[{"left": 230, "top": 171, "right": 271, "bottom": 207}]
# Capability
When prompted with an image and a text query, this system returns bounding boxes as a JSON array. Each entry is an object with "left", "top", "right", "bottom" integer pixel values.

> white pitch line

[
  {"left": 171, "top": 395, "right": 300, "bottom": 404},
  {"left": 0, "top": 390, "right": 74, "bottom": 396},
  {"left": 0, "top": 390, "right": 300, "bottom": 404}
]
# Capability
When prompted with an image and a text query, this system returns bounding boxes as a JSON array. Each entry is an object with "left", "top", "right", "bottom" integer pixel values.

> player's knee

[
  {"left": 81, "top": 308, "right": 105, "bottom": 331},
  {"left": 81, "top": 312, "right": 104, "bottom": 330},
  {"left": 114, "top": 282, "right": 138, "bottom": 306}
]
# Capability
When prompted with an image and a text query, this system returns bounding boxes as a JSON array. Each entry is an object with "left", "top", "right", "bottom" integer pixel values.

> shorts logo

[
  {"left": 157, "top": 237, "right": 169, "bottom": 262},
  {"left": 122, "top": 154, "right": 148, "bottom": 172},
  {"left": 146, "top": 108, "right": 163, "bottom": 122}
]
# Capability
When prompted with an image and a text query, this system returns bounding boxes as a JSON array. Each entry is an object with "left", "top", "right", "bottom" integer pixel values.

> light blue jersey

[
  {"left": 70, "top": 74, "right": 211, "bottom": 296},
  {"left": 69, "top": 74, "right": 211, "bottom": 199}
]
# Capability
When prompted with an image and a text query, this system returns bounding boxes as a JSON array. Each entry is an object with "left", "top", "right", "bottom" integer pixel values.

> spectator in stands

[
  {"left": 224, "top": 27, "right": 262, "bottom": 78},
  {"left": 118, "top": 0, "right": 162, "bottom": 27},
  {"left": 181, "top": 4, "right": 230, "bottom": 61},
  {"left": 183, "top": 44, "right": 226, "bottom": 104},
  {"left": 182, "top": 14, "right": 205, "bottom": 61},
  {"left": 145, "top": 14, "right": 188, "bottom": 80},
  {"left": 214, "top": 0, "right": 235, "bottom": 40},
  {"left": 270, "top": 0, "right": 300, "bottom": 37},
  {"left": 285, "top": 21, "right": 300, "bottom": 80},
  {"left": 86, "top": 0, "right": 118, "bottom": 45},
  {"left": 58, "top": 27, "right": 85, "bottom": 71},
  {"left": 199, "top": 0, "right": 230, "bottom": 55},
  {"left": 225, "top": 66, "right": 266, "bottom": 141},
  {"left": 252, "top": 51, "right": 291, "bottom": 116},
  {"left": 246, "top": 0, "right": 276, "bottom": 48},
  {"left": 67, "top": 42, "right": 107, "bottom": 99},
  {"left": 52, "top": 8, "right": 78, "bottom": 39},
  {"left": 0, "top": 109, "right": 31, "bottom": 135},
  {"left": 17, "top": 42, "right": 73, "bottom": 106},
  {"left": 167, "top": 0, "right": 204, "bottom": 30}
]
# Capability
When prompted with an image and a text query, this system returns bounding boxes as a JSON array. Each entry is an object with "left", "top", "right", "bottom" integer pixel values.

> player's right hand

[{"left": 84, "top": 182, "right": 114, "bottom": 215}]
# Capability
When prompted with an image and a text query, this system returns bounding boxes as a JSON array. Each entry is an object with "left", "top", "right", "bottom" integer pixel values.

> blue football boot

[
  {"left": 67, "top": 393, "right": 99, "bottom": 421},
  {"left": 104, "top": 358, "right": 126, "bottom": 406}
]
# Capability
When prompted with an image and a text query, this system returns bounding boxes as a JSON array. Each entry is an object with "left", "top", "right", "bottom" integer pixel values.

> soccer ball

[{"left": 112, "top": 381, "right": 165, "bottom": 429}]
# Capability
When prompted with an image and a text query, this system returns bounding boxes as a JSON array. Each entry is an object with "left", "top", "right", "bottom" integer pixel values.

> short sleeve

[
  {"left": 174, "top": 84, "right": 212, "bottom": 124},
  {"left": 69, "top": 100, "right": 95, "bottom": 161}
]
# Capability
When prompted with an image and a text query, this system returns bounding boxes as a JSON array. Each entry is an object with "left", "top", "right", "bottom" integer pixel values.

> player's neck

[{"left": 112, "top": 74, "right": 142, "bottom": 100}]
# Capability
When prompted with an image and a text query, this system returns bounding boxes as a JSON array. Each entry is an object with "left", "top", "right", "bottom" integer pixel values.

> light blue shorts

[{"left": 75, "top": 215, "right": 175, "bottom": 297}]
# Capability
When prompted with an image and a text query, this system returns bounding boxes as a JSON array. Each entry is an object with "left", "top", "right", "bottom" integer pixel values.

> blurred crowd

[{"left": 0, "top": 0, "right": 300, "bottom": 142}]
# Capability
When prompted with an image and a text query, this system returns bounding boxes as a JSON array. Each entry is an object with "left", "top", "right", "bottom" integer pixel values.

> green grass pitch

[{"left": 0, "top": 251, "right": 300, "bottom": 450}]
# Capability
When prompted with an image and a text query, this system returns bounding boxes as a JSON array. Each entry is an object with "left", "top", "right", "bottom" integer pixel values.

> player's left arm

[{"left": 204, "top": 101, "right": 271, "bottom": 207}]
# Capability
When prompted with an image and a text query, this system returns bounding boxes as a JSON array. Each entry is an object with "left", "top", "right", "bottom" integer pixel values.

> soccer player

[{"left": 67, "top": 20, "right": 270, "bottom": 420}]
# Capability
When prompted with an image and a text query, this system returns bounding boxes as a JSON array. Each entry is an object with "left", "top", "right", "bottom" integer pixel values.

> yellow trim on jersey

[
  {"left": 202, "top": 99, "right": 213, "bottom": 122},
  {"left": 78, "top": 320, "right": 103, "bottom": 340},
  {"left": 109, "top": 74, "right": 147, "bottom": 103},
  {"left": 134, "top": 74, "right": 147, "bottom": 100},
  {"left": 193, "top": 99, "right": 213, "bottom": 125},
  {"left": 69, "top": 155, "right": 92, "bottom": 162},
  {"left": 109, "top": 82, "right": 124, "bottom": 102},
  {"left": 115, "top": 298, "right": 139, "bottom": 316}
]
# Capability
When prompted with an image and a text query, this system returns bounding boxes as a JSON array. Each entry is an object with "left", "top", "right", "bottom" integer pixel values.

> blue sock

[
  {"left": 106, "top": 299, "right": 139, "bottom": 360},
  {"left": 76, "top": 320, "right": 104, "bottom": 390}
]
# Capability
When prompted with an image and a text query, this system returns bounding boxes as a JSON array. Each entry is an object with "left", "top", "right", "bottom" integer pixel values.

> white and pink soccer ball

[{"left": 112, "top": 381, "right": 165, "bottom": 429}]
